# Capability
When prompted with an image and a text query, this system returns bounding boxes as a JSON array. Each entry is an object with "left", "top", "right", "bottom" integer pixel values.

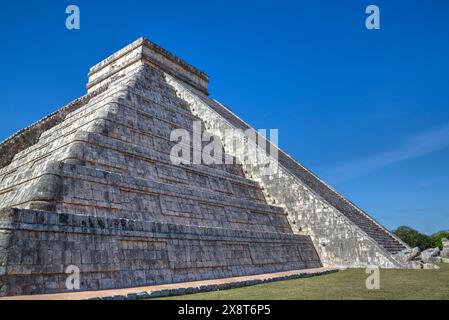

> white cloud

[{"left": 328, "top": 122, "right": 449, "bottom": 183}]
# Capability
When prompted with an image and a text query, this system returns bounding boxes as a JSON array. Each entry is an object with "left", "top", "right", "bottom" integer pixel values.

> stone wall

[
  {"left": 87, "top": 37, "right": 209, "bottom": 95},
  {"left": 0, "top": 208, "right": 319, "bottom": 296}
]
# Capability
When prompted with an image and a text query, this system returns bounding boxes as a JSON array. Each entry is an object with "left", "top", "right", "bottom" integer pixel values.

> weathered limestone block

[
  {"left": 0, "top": 208, "right": 320, "bottom": 296},
  {"left": 395, "top": 247, "right": 421, "bottom": 264},
  {"left": 440, "top": 238, "right": 449, "bottom": 258},
  {"left": 420, "top": 248, "right": 440, "bottom": 263},
  {"left": 422, "top": 263, "right": 440, "bottom": 270}
]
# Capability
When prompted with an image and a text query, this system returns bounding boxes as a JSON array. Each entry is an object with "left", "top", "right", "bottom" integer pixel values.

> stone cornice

[{"left": 87, "top": 37, "right": 209, "bottom": 95}]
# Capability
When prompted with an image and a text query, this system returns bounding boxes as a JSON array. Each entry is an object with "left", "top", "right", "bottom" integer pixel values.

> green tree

[
  {"left": 430, "top": 231, "right": 449, "bottom": 249},
  {"left": 393, "top": 226, "right": 433, "bottom": 250}
]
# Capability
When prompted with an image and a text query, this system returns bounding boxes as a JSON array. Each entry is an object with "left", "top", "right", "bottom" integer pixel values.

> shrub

[
  {"left": 393, "top": 226, "right": 433, "bottom": 250},
  {"left": 430, "top": 231, "right": 449, "bottom": 249}
]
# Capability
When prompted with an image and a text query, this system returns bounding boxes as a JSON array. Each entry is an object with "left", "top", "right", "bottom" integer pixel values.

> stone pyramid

[{"left": 0, "top": 37, "right": 407, "bottom": 296}]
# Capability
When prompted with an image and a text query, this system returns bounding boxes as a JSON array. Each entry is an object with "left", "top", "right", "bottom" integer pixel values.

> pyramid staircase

[{"left": 188, "top": 94, "right": 406, "bottom": 255}]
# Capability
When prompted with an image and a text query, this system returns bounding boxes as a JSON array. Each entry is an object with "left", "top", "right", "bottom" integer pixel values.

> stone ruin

[
  {"left": 0, "top": 37, "right": 410, "bottom": 297},
  {"left": 441, "top": 238, "right": 449, "bottom": 258}
]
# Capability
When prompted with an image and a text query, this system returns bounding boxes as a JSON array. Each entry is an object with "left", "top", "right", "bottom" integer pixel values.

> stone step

[{"left": 57, "top": 162, "right": 286, "bottom": 217}]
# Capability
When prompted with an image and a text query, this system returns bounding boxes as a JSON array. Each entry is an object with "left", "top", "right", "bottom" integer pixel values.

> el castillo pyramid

[{"left": 0, "top": 37, "right": 409, "bottom": 296}]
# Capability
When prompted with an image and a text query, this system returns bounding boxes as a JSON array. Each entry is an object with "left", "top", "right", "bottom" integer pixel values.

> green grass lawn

[{"left": 158, "top": 264, "right": 449, "bottom": 300}]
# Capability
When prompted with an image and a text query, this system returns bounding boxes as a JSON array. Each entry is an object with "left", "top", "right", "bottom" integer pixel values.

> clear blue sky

[{"left": 1, "top": 1, "right": 448, "bottom": 234}]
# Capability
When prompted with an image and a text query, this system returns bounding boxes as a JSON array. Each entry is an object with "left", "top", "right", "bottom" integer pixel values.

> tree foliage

[
  {"left": 393, "top": 226, "right": 434, "bottom": 250},
  {"left": 431, "top": 231, "right": 449, "bottom": 249},
  {"left": 393, "top": 226, "right": 449, "bottom": 250}
]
